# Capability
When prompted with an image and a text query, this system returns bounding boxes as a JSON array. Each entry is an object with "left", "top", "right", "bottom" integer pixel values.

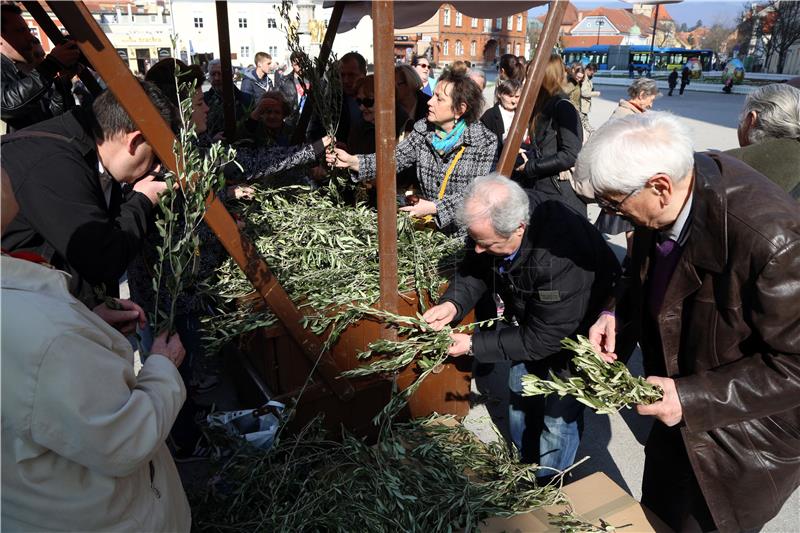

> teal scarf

[{"left": 431, "top": 119, "right": 467, "bottom": 155}]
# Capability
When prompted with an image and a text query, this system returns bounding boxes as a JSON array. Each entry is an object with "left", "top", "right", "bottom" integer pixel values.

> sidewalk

[{"left": 592, "top": 75, "right": 756, "bottom": 95}]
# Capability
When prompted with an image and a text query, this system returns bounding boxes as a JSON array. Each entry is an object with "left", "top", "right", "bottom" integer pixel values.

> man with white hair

[
  {"left": 423, "top": 174, "right": 619, "bottom": 476},
  {"left": 577, "top": 111, "right": 800, "bottom": 532},
  {"left": 726, "top": 83, "right": 800, "bottom": 200}
]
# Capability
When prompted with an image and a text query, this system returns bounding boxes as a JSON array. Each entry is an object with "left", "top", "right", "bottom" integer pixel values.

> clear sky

[{"left": 529, "top": 1, "right": 744, "bottom": 28}]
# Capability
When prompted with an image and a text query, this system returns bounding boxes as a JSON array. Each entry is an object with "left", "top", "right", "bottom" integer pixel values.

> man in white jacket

[{"left": 1, "top": 170, "right": 191, "bottom": 531}]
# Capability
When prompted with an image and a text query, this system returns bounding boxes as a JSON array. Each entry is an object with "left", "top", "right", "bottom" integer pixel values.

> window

[
  {"left": 443, "top": 8, "right": 450, "bottom": 26},
  {"left": 471, "top": 17, "right": 478, "bottom": 28},
  {"left": 507, "top": 16, "right": 513, "bottom": 30},
  {"left": 495, "top": 18, "right": 502, "bottom": 30},
  {"left": 241, "top": 46, "right": 250, "bottom": 58},
  {"left": 515, "top": 43, "right": 520, "bottom": 56},
  {"left": 193, "top": 17, "right": 203, "bottom": 28},
  {"left": 268, "top": 45, "right": 278, "bottom": 56},
  {"left": 443, "top": 39, "right": 450, "bottom": 55},
  {"left": 470, "top": 40, "right": 477, "bottom": 56},
  {"left": 238, "top": 18, "right": 247, "bottom": 28},
  {"left": 517, "top": 15, "right": 523, "bottom": 31},
  {"left": 506, "top": 43, "right": 511, "bottom": 54},
  {"left": 267, "top": 18, "right": 277, "bottom": 29},
  {"left": 484, "top": 19, "right": 491, "bottom": 33},
  {"left": 455, "top": 12, "right": 462, "bottom": 26},
  {"left": 455, "top": 40, "right": 464, "bottom": 55}
]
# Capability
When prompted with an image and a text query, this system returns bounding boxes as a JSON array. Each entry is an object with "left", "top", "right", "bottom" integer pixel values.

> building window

[
  {"left": 238, "top": 18, "right": 247, "bottom": 28},
  {"left": 515, "top": 43, "right": 521, "bottom": 56},
  {"left": 267, "top": 18, "right": 277, "bottom": 28},
  {"left": 495, "top": 18, "right": 502, "bottom": 30},
  {"left": 241, "top": 46, "right": 250, "bottom": 58},
  {"left": 470, "top": 40, "right": 477, "bottom": 56},
  {"left": 443, "top": 39, "right": 450, "bottom": 56},
  {"left": 506, "top": 43, "right": 511, "bottom": 54},
  {"left": 455, "top": 40, "right": 464, "bottom": 55},
  {"left": 507, "top": 16, "right": 513, "bottom": 30},
  {"left": 443, "top": 8, "right": 450, "bottom": 26},
  {"left": 455, "top": 12, "right": 462, "bottom": 27},
  {"left": 193, "top": 17, "right": 203, "bottom": 28},
  {"left": 268, "top": 45, "right": 278, "bottom": 56},
  {"left": 517, "top": 15, "right": 523, "bottom": 31},
  {"left": 484, "top": 19, "right": 491, "bottom": 32},
  {"left": 471, "top": 17, "right": 478, "bottom": 28}
]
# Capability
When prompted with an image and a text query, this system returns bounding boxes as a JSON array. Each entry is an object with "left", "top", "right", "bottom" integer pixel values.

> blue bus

[{"left": 563, "top": 45, "right": 713, "bottom": 72}]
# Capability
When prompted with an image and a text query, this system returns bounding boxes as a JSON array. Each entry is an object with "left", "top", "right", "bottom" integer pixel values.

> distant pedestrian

[
  {"left": 628, "top": 62, "right": 635, "bottom": 78},
  {"left": 667, "top": 68, "right": 678, "bottom": 96},
  {"left": 679, "top": 65, "right": 690, "bottom": 95}
]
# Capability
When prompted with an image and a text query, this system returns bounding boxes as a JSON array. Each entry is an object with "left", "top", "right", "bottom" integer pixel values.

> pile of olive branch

[
  {"left": 521, "top": 336, "right": 663, "bottom": 414},
  {"left": 200, "top": 185, "right": 463, "bottom": 354},
  {"left": 190, "top": 414, "right": 569, "bottom": 532},
  {"left": 548, "top": 511, "right": 630, "bottom": 532},
  {"left": 149, "top": 74, "right": 237, "bottom": 335}
]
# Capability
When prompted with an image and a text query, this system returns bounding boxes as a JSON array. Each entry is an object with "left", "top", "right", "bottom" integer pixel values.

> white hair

[
  {"left": 457, "top": 173, "right": 530, "bottom": 237},
  {"left": 574, "top": 111, "right": 694, "bottom": 195},
  {"left": 741, "top": 83, "right": 800, "bottom": 144}
]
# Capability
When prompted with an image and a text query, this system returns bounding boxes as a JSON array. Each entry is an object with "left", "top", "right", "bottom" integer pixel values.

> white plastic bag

[{"left": 206, "top": 401, "right": 285, "bottom": 450}]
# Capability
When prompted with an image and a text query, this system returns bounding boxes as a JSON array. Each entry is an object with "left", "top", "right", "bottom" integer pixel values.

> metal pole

[
  {"left": 289, "top": 1, "right": 345, "bottom": 146},
  {"left": 497, "top": 0, "right": 568, "bottom": 176},
  {"left": 215, "top": 1, "right": 237, "bottom": 140},
  {"left": 372, "top": 0, "right": 399, "bottom": 329},
  {"left": 46, "top": 0, "right": 354, "bottom": 401},
  {"left": 649, "top": 4, "right": 660, "bottom": 74}
]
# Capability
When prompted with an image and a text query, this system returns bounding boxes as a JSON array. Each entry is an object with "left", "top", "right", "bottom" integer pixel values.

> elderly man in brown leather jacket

[{"left": 574, "top": 112, "right": 800, "bottom": 533}]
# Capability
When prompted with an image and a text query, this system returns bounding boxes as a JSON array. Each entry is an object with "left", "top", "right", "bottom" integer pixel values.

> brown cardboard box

[{"left": 479, "top": 472, "right": 673, "bottom": 532}]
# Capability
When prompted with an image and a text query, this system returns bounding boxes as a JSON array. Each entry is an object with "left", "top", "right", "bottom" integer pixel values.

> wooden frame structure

[{"left": 37, "top": 0, "right": 566, "bottom": 417}]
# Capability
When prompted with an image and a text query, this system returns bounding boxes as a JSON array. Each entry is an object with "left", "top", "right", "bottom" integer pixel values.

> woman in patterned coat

[{"left": 331, "top": 68, "right": 498, "bottom": 235}]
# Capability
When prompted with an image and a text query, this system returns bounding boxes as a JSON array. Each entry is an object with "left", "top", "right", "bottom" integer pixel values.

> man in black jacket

[
  {"left": 1, "top": 3, "right": 80, "bottom": 133},
  {"left": 1, "top": 81, "right": 176, "bottom": 307},
  {"left": 424, "top": 174, "right": 619, "bottom": 474}
]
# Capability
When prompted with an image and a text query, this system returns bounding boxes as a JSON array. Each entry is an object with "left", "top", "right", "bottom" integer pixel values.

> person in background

[
  {"left": 240, "top": 51, "right": 273, "bottom": 103},
  {"left": 481, "top": 77, "right": 522, "bottom": 150},
  {"left": 395, "top": 63, "right": 431, "bottom": 130},
  {"left": 667, "top": 67, "right": 678, "bottom": 96},
  {"left": 243, "top": 90, "right": 292, "bottom": 146},
  {"left": 423, "top": 174, "right": 619, "bottom": 475},
  {"left": 564, "top": 62, "right": 584, "bottom": 113},
  {"left": 412, "top": 54, "right": 435, "bottom": 96},
  {"left": 0, "top": 168, "right": 191, "bottom": 533},
  {"left": 580, "top": 111, "right": 800, "bottom": 533},
  {"left": 518, "top": 55, "right": 585, "bottom": 216},
  {"left": 346, "top": 74, "right": 408, "bottom": 155},
  {"left": 580, "top": 63, "right": 600, "bottom": 134},
  {"left": 467, "top": 68, "right": 487, "bottom": 92},
  {"left": 336, "top": 51, "right": 367, "bottom": 142},
  {"left": 1, "top": 2, "right": 80, "bottom": 133},
  {"left": 332, "top": 68, "right": 497, "bottom": 235},
  {"left": 498, "top": 53, "right": 524, "bottom": 81},
  {"left": 204, "top": 58, "right": 253, "bottom": 137},
  {"left": 726, "top": 83, "right": 800, "bottom": 200},
  {"left": 680, "top": 64, "right": 691, "bottom": 95},
  {"left": 275, "top": 50, "right": 307, "bottom": 117}
]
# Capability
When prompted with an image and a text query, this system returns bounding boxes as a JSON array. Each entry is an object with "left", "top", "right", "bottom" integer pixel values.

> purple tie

[{"left": 648, "top": 237, "right": 681, "bottom": 318}]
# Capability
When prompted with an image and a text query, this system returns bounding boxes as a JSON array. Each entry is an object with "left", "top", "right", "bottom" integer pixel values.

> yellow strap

[{"left": 437, "top": 146, "right": 466, "bottom": 200}]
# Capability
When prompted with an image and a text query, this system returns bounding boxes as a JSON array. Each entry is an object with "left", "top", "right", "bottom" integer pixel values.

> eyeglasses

[
  {"left": 417, "top": 64, "right": 430, "bottom": 69},
  {"left": 596, "top": 188, "right": 639, "bottom": 215},
  {"left": 356, "top": 97, "right": 375, "bottom": 108}
]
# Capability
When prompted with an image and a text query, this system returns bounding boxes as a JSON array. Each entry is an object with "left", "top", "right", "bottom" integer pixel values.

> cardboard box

[{"left": 479, "top": 472, "right": 673, "bottom": 532}]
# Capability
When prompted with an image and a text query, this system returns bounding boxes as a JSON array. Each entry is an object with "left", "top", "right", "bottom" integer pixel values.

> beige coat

[
  {"left": 1, "top": 256, "right": 190, "bottom": 532},
  {"left": 608, "top": 99, "right": 643, "bottom": 121}
]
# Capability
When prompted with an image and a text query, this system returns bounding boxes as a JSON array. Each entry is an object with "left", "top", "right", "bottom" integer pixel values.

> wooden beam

[
  {"left": 45, "top": 0, "right": 354, "bottom": 401},
  {"left": 289, "top": 1, "right": 345, "bottom": 146},
  {"left": 372, "top": 0, "right": 399, "bottom": 330},
  {"left": 21, "top": 0, "right": 103, "bottom": 96},
  {"left": 214, "top": 1, "right": 237, "bottom": 141},
  {"left": 496, "top": 0, "right": 568, "bottom": 176}
]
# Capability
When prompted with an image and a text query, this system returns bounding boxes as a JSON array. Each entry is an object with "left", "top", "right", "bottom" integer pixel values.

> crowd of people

[{"left": 2, "top": 1, "right": 800, "bottom": 531}]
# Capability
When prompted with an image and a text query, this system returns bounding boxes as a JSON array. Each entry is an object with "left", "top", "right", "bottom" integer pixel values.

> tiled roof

[{"left": 561, "top": 35, "right": 625, "bottom": 47}]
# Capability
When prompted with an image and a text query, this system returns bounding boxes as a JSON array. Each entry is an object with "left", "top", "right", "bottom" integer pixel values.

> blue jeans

[{"left": 508, "top": 361, "right": 584, "bottom": 477}]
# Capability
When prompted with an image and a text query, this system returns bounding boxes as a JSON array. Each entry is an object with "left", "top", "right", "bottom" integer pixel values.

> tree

[
  {"left": 733, "top": 5, "right": 756, "bottom": 57},
  {"left": 656, "top": 21, "right": 675, "bottom": 46},
  {"left": 765, "top": 0, "right": 800, "bottom": 73},
  {"left": 701, "top": 23, "right": 735, "bottom": 57},
  {"left": 528, "top": 22, "right": 542, "bottom": 52},
  {"left": 693, "top": 19, "right": 704, "bottom": 30},
  {"left": 679, "top": 22, "right": 688, "bottom": 33}
]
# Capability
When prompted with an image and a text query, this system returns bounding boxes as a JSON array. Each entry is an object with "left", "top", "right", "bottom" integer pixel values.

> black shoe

[{"left": 173, "top": 435, "right": 214, "bottom": 463}]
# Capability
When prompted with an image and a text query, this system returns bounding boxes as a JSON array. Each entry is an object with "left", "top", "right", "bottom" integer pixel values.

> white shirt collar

[{"left": 663, "top": 190, "right": 693, "bottom": 243}]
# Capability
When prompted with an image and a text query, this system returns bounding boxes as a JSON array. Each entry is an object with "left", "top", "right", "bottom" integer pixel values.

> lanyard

[{"left": 437, "top": 146, "right": 466, "bottom": 200}]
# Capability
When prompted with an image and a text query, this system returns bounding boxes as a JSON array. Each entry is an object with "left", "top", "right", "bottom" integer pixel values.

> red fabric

[{"left": 1, "top": 249, "right": 49, "bottom": 264}]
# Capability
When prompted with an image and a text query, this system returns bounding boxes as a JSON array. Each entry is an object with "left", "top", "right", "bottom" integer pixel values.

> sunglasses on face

[
  {"left": 596, "top": 188, "right": 639, "bottom": 215},
  {"left": 356, "top": 97, "right": 375, "bottom": 108},
  {"left": 417, "top": 63, "right": 430, "bottom": 69}
]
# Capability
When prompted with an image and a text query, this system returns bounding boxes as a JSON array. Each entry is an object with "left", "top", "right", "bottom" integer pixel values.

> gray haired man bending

[{"left": 423, "top": 174, "right": 619, "bottom": 477}]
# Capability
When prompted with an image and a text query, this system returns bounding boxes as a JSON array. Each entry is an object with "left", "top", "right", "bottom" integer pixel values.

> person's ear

[
  {"left": 126, "top": 131, "right": 145, "bottom": 155},
  {"left": 648, "top": 174, "right": 673, "bottom": 207},
  {"left": 455, "top": 101, "right": 467, "bottom": 120}
]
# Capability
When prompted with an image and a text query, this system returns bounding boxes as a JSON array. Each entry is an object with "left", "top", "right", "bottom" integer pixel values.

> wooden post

[
  {"left": 496, "top": 1, "right": 568, "bottom": 176},
  {"left": 21, "top": 0, "right": 103, "bottom": 96},
  {"left": 289, "top": 1, "right": 345, "bottom": 146},
  {"left": 372, "top": 0, "right": 399, "bottom": 329},
  {"left": 46, "top": 0, "right": 354, "bottom": 401},
  {"left": 215, "top": 1, "right": 237, "bottom": 141}
]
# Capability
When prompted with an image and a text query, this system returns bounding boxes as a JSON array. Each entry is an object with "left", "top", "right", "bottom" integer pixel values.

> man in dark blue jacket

[{"left": 424, "top": 174, "right": 619, "bottom": 475}]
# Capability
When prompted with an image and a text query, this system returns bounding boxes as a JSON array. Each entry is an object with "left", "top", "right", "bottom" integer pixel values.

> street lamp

[{"left": 596, "top": 19, "right": 605, "bottom": 46}]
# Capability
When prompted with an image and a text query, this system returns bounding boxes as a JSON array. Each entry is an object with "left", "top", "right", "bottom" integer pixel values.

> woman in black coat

[
  {"left": 518, "top": 55, "right": 585, "bottom": 216},
  {"left": 481, "top": 77, "right": 523, "bottom": 155}
]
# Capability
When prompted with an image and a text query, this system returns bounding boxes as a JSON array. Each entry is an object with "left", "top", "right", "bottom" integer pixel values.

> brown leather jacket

[{"left": 613, "top": 152, "right": 800, "bottom": 532}]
